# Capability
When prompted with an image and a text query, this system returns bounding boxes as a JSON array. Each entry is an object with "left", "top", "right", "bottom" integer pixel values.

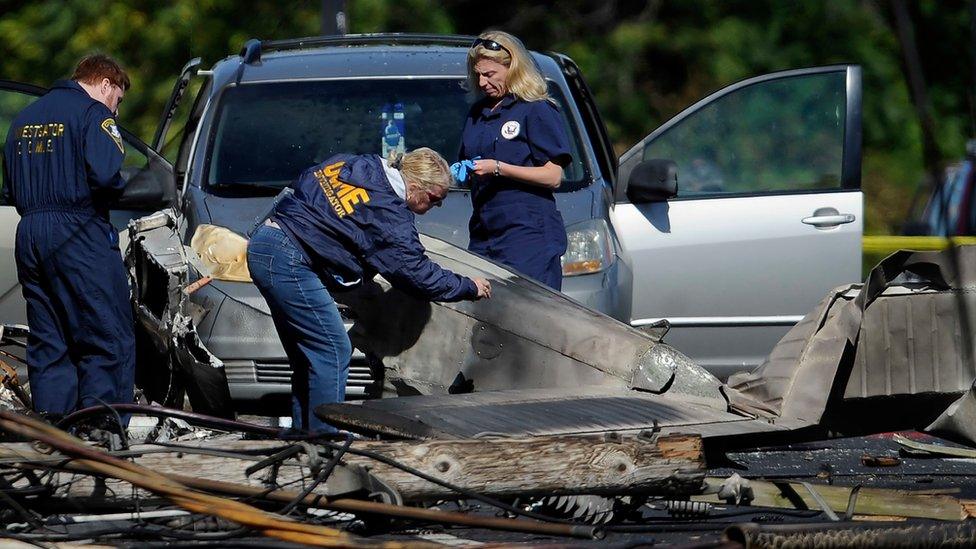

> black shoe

[
  {"left": 71, "top": 416, "right": 126, "bottom": 449},
  {"left": 37, "top": 411, "right": 65, "bottom": 426}
]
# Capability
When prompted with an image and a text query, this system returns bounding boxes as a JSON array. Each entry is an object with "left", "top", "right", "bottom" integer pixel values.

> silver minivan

[{"left": 0, "top": 35, "right": 863, "bottom": 410}]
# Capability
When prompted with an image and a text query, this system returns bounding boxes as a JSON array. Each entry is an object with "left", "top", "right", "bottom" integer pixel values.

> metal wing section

[{"left": 334, "top": 234, "right": 728, "bottom": 405}]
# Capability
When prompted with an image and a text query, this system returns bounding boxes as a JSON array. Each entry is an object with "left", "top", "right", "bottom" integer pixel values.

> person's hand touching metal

[{"left": 472, "top": 277, "right": 492, "bottom": 299}]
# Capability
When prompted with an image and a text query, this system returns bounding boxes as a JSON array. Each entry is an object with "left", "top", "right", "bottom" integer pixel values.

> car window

[
  {"left": 204, "top": 78, "right": 585, "bottom": 192},
  {"left": 121, "top": 137, "right": 148, "bottom": 167},
  {"left": 160, "top": 78, "right": 207, "bottom": 165},
  {"left": 643, "top": 71, "right": 847, "bottom": 198}
]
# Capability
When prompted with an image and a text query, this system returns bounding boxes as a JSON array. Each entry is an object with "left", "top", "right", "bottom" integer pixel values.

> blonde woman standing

[
  {"left": 247, "top": 148, "right": 491, "bottom": 434},
  {"left": 460, "top": 31, "right": 572, "bottom": 290}
]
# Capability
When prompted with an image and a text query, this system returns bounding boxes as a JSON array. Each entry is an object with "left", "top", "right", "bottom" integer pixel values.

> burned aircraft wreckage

[
  {"left": 127, "top": 209, "right": 976, "bottom": 446},
  {"left": 3, "top": 211, "right": 976, "bottom": 545}
]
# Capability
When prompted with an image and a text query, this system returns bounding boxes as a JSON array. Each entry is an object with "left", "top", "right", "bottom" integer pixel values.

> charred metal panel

[
  {"left": 728, "top": 247, "right": 976, "bottom": 432},
  {"left": 337, "top": 235, "right": 726, "bottom": 403},
  {"left": 725, "top": 287, "right": 857, "bottom": 422},
  {"left": 317, "top": 387, "right": 765, "bottom": 440},
  {"left": 846, "top": 287, "right": 976, "bottom": 398},
  {"left": 929, "top": 387, "right": 976, "bottom": 445},
  {"left": 323, "top": 247, "right": 976, "bottom": 444},
  {"left": 126, "top": 211, "right": 232, "bottom": 416},
  {"left": 127, "top": 211, "right": 188, "bottom": 330}
]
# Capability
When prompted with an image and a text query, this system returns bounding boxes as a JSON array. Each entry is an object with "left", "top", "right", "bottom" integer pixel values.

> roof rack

[{"left": 239, "top": 33, "right": 477, "bottom": 65}]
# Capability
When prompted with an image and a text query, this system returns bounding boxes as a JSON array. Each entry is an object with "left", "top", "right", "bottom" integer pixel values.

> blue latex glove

[{"left": 450, "top": 157, "right": 479, "bottom": 185}]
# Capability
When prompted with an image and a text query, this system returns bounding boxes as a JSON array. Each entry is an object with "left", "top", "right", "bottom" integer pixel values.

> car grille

[{"left": 223, "top": 348, "right": 377, "bottom": 397}]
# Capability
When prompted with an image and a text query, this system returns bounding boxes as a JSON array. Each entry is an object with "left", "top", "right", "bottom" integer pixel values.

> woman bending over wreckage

[{"left": 247, "top": 148, "right": 492, "bottom": 435}]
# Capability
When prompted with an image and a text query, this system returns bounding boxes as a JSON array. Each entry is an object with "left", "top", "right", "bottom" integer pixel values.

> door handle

[
  {"left": 802, "top": 207, "right": 856, "bottom": 228},
  {"left": 802, "top": 214, "right": 856, "bottom": 227}
]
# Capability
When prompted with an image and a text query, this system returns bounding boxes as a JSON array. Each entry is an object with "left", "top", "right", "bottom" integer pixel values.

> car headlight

[{"left": 562, "top": 219, "right": 614, "bottom": 276}]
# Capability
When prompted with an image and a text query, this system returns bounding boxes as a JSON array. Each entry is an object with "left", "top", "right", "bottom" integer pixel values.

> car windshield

[{"left": 205, "top": 78, "right": 586, "bottom": 193}]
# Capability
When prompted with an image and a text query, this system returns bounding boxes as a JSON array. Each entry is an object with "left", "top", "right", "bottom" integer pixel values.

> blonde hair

[
  {"left": 467, "top": 30, "right": 549, "bottom": 103},
  {"left": 388, "top": 148, "right": 451, "bottom": 191}
]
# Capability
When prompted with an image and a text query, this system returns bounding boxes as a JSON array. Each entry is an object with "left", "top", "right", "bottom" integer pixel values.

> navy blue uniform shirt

[
  {"left": 459, "top": 94, "right": 571, "bottom": 285},
  {"left": 273, "top": 154, "right": 477, "bottom": 302},
  {"left": 2, "top": 80, "right": 125, "bottom": 217}
]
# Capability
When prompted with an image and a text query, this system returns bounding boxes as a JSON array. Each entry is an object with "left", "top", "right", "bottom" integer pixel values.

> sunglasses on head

[{"left": 472, "top": 38, "right": 511, "bottom": 56}]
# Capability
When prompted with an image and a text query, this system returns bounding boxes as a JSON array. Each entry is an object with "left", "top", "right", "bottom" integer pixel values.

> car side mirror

[
  {"left": 115, "top": 165, "right": 177, "bottom": 210},
  {"left": 626, "top": 159, "right": 678, "bottom": 203}
]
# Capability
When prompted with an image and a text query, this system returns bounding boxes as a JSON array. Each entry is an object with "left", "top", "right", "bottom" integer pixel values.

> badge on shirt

[
  {"left": 500, "top": 120, "right": 521, "bottom": 140},
  {"left": 100, "top": 118, "right": 125, "bottom": 154}
]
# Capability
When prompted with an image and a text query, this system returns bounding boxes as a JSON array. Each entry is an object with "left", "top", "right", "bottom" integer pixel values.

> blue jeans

[{"left": 246, "top": 224, "right": 351, "bottom": 434}]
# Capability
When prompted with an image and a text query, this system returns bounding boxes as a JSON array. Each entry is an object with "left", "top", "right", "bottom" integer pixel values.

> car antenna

[{"left": 235, "top": 38, "right": 262, "bottom": 85}]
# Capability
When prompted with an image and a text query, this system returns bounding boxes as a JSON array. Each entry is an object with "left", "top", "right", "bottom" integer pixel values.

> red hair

[{"left": 71, "top": 54, "right": 130, "bottom": 90}]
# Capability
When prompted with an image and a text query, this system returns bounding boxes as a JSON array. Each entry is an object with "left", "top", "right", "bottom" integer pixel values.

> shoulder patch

[{"left": 100, "top": 118, "right": 124, "bottom": 154}]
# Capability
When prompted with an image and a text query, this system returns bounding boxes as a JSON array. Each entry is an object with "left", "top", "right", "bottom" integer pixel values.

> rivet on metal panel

[{"left": 637, "top": 420, "right": 662, "bottom": 444}]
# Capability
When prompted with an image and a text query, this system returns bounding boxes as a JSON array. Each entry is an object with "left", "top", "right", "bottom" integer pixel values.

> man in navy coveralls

[{"left": 1, "top": 54, "right": 133, "bottom": 420}]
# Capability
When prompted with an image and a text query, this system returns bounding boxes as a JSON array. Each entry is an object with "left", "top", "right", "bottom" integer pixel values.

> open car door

[
  {"left": 614, "top": 65, "right": 863, "bottom": 379},
  {"left": 0, "top": 80, "right": 175, "bottom": 327}
]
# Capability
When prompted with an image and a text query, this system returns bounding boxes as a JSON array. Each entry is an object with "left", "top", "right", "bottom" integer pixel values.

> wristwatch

[{"left": 493, "top": 160, "right": 501, "bottom": 177}]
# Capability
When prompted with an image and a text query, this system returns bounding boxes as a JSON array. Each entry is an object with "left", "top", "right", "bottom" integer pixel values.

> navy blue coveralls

[
  {"left": 460, "top": 94, "right": 572, "bottom": 290},
  {"left": 1, "top": 80, "right": 134, "bottom": 417},
  {"left": 248, "top": 154, "right": 476, "bottom": 432}
]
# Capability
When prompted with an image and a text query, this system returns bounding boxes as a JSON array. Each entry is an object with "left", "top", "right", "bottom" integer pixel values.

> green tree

[{"left": 1, "top": 0, "right": 971, "bottom": 234}]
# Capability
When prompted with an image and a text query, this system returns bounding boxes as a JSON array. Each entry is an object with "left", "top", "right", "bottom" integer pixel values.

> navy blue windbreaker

[
  {"left": 273, "top": 154, "right": 477, "bottom": 302},
  {"left": 2, "top": 80, "right": 125, "bottom": 216}
]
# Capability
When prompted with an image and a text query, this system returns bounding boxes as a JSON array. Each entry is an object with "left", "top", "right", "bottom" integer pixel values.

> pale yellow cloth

[{"left": 190, "top": 224, "right": 252, "bottom": 282}]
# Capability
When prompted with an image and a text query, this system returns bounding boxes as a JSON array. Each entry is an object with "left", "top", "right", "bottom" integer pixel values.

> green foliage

[
  {"left": 0, "top": 0, "right": 970, "bottom": 234},
  {"left": 1, "top": 0, "right": 322, "bottom": 153}
]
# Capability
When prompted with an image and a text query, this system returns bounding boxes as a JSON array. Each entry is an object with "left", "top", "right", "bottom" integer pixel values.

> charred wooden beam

[
  {"left": 342, "top": 433, "right": 705, "bottom": 500},
  {"left": 1, "top": 433, "right": 705, "bottom": 503}
]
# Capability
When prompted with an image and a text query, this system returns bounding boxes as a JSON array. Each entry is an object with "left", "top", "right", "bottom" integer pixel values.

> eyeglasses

[{"left": 471, "top": 38, "right": 511, "bottom": 56}]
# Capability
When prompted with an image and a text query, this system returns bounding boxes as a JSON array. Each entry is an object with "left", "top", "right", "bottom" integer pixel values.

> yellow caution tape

[{"left": 862, "top": 235, "right": 976, "bottom": 254}]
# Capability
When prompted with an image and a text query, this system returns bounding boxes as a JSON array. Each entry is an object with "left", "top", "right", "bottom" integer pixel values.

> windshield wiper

[{"left": 210, "top": 181, "right": 287, "bottom": 190}]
